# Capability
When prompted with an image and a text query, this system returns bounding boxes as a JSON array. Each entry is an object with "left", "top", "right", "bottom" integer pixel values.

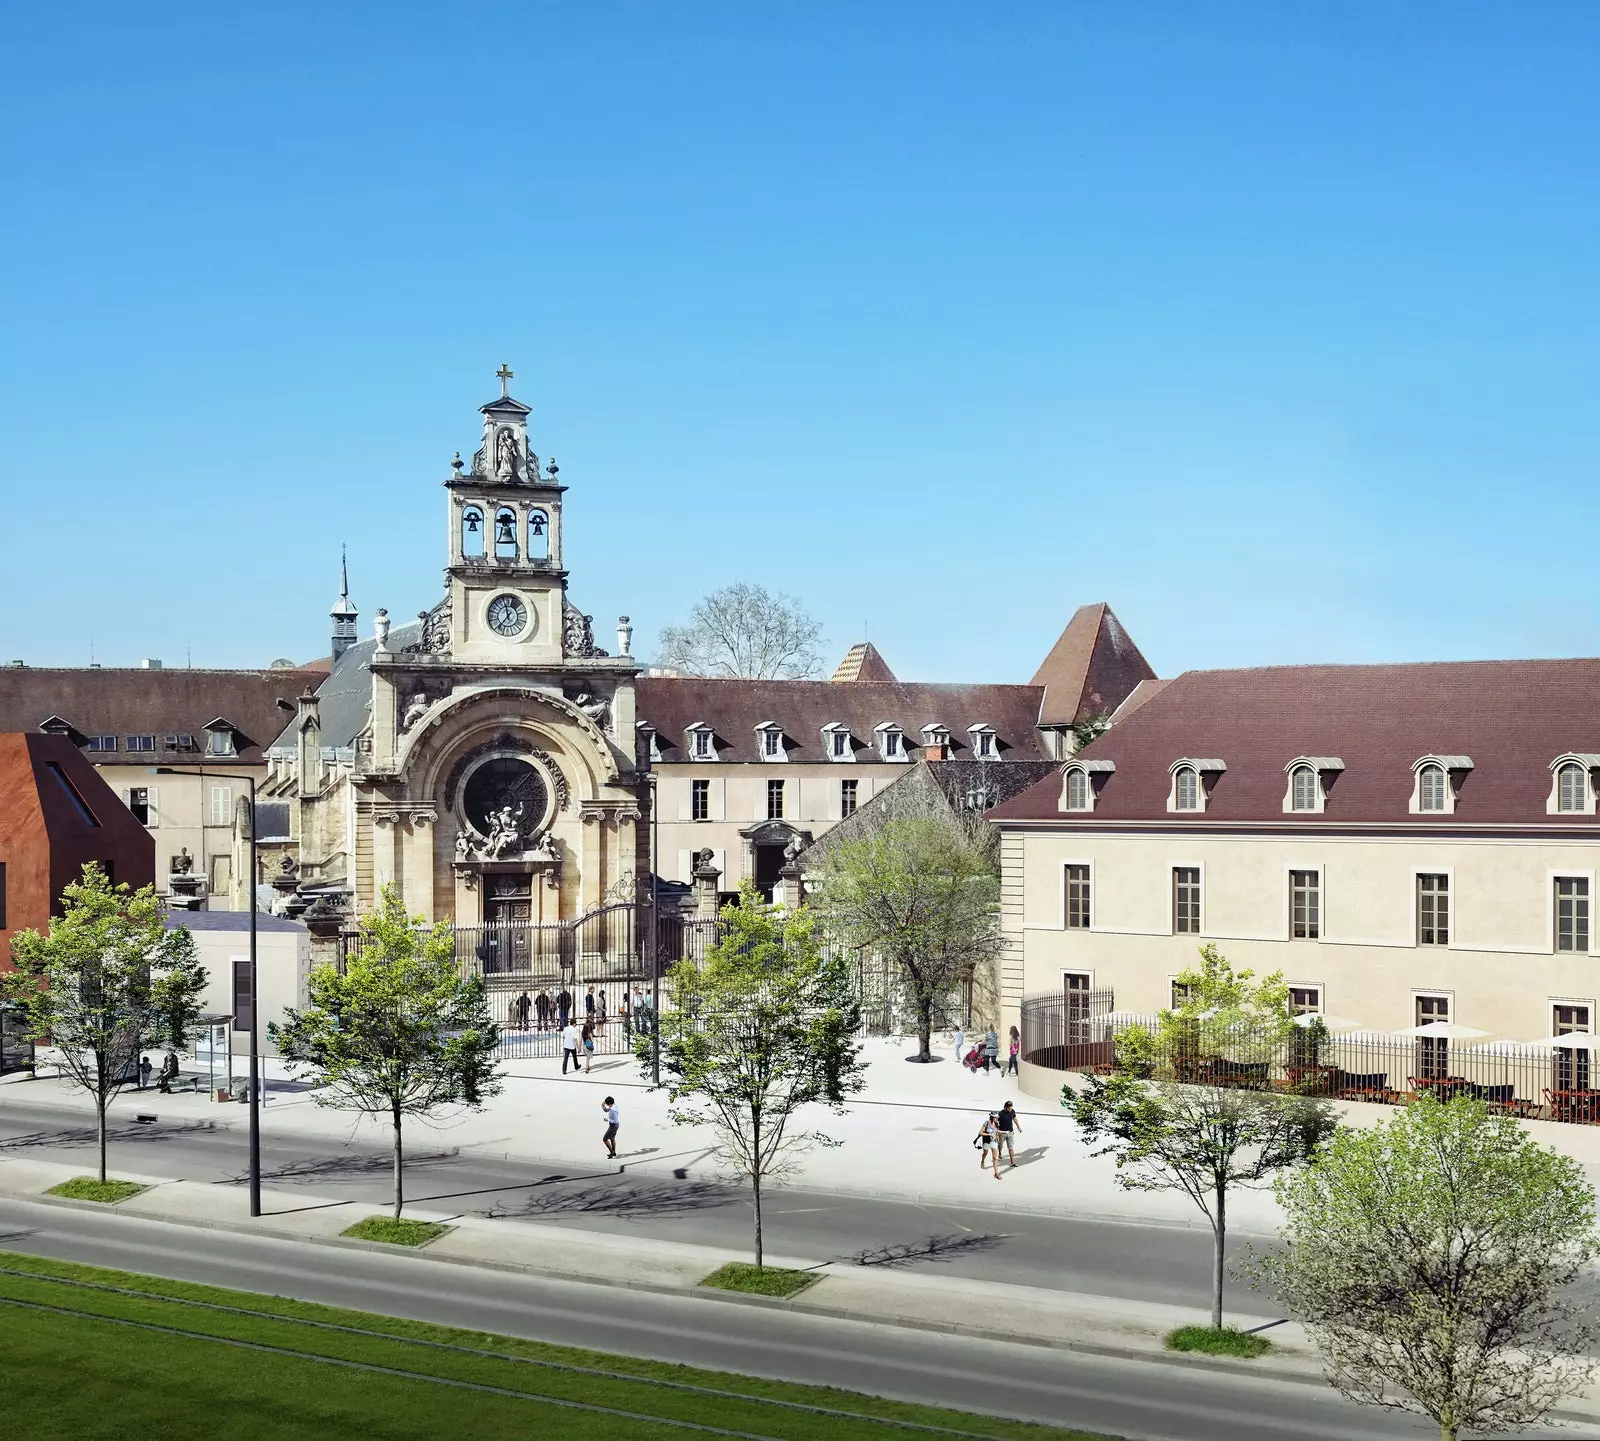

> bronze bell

[
  {"left": 463, "top": 510, "right": 481, "bottom": 534},
  {"left": 494, "top": 513, "right": 517, "bottom": 546},
  {"left": 529, "top": 511, "right": 547, "bottom": 537}
]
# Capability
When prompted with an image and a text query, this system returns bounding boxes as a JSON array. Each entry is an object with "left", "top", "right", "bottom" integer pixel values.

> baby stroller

[{"left": 963, "top": 1045, "right": 985, "bottom": 1072}]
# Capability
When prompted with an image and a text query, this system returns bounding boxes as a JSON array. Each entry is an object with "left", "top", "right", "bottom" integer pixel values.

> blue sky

[{"left": 2, "top": 4, "right": 1597, "bottom": 682}]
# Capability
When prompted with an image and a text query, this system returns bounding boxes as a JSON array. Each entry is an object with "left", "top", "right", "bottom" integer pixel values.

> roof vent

[
  {"left": 142, "top": 658, "right": 162, "bottom": 670},
  {"left": 8, "top": 659, "right": 24, "bottom": 667}
]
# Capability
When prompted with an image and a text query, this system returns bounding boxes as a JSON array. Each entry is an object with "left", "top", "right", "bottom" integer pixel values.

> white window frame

[
  {"left": 754, "top": 722, "right": 787, "bottom": 762},
  {"left": 1172, "top": 862, "right": 1204, "bottom": 936},
  {"left": 1547, "top": 755, "right": 1600, "bottom": 816},
  {"left": 1550, "top": 870, "right": 1596, "bottom": 955},
  {"left": 968, "top": 724, "right": 996, "bottom": 759},
  {"left": 821, "top": 723, "right": 855, "bottom": 762},
  {"left": 209, "top": 786, "right": 233, "bottom": 827},
  {"left": 1281, "top": 757, "right": 1343, "bottom": 814},
  {"left": 690, "top": 778, "right": 711, "bottom": 822},
  {"left": 765, "top": 777, "right": 786, "bottom": 822},
  {"left": 839, "top": 777, "right": 859, "bottom": 818},
  {"left": 874, "top": 722, "right": 907, "bottom": 762},
  {"left": 1061, "top": 766, "right": 1093, "bottom": 813},
  {"left": 685, "top": 724, "right": 717, "bottom": 762},
  {"left": 1286, "top": 864, "right": 1325, "bottom": 941},
  {"left": 205, "top": 726, "right": 236, "bottom": 758},
  {"left": 921, "top": 723, "right": 950, "bottom": 752},
  {"left": 1412, "top": 866, "right": 1454, "bottom": 949},
  {"left": 1409, "top": 755, "right": 1472, "bottom": 815},
  {"left": 1287, "top": 984, "right": 1324, "bottom": 1016},
  {"left": 1060, "top": 859, "right": 1094, "bottom": 931}
]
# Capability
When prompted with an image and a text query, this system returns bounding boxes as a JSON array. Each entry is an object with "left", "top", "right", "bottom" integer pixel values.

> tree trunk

[
  {"left": 752, "top": 1169, "right": 763, "bottom": 1270},
  {"left": 96, "top": 1093, "right": 108, "bottom": 1185},
  {"left": 1210, "top": 1183, "right": 1226, "bottom": 1331},
  {"left": 392, "top": 1107, "right": 404, "bottom": 1220},
  {"left": 917, "top": 996, "right": 934, "bottom": 1063}
]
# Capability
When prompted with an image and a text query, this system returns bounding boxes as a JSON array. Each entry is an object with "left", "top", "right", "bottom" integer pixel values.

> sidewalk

[{"left": 4, "top": 1036, "right": 1287, "bottom": 1233}]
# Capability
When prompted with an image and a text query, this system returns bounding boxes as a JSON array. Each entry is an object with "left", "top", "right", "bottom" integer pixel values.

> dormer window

[
  {"left": 1282, "top": 757, "right": 1344, "bottom": 815},
  {"left": 1409, "top": 755, "right": 1472, "bottom": 815},
  {"left": 685, "top": 723, "right": 716, "bottom": 761},
  {"left": 874, "top": 723, "right": 907, "bottom": 762},
  {"left": 755, "top": 722, "right": 787, "bottom": 762},
  {"left": 821, "top": 723, "right": 854, "bottom": 762},
  {"left": 1548, "top": 755, "right": 1600, "bottom": 815},
  {"left": 1059, "top": 759, "right": 1113, "bottom": 813},
  {"left": 203, "top": 719, "right": 238, "bottom": 758},
  {"left": 637, "top": 723, "right": 662, "bottom": 763},
  {"left": 922, "top": 723, "right": 950, "bottom": 751},
  {"left": 968, "top": 724, "right": 997, "bottom": 759},
  {"left": 1168, "top": 758, "right": 1225, "bottom": 814}
]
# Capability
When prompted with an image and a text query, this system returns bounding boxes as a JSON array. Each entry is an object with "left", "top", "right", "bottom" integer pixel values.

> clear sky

[{"left": 2, "top": 4, "right": 1597, "bottom": 682}]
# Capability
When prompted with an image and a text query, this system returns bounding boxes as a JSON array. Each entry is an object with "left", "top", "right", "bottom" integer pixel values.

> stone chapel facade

[{"left": 260, "top": 381, "right": 646, "bottom": 936}]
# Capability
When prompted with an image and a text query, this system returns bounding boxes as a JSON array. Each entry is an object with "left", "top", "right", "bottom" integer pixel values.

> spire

[{"left": 330, "top": 545, "right": 358, "bottom": 663}]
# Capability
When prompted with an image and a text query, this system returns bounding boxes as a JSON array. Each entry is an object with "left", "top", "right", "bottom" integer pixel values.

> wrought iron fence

[{"left": 1020, "top": 995, "right": 1600, "bottom": 1124}]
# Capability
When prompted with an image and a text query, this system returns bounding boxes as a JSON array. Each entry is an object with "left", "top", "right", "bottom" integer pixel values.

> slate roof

[
  {"left": 637, "top": 678, "right": 1052, "bottom": 763},
  {"left": 1031, "top": 603, "right": 1157, "bottom": 727},
  {"left": 992, "top": 659, "right": 1600, "bottom": 826},
  {"left": 0, "top": 667, "right": 327, "bottom": 766},
  {"left": 269, "top": 624, "right": 423, "bottom": 752}
]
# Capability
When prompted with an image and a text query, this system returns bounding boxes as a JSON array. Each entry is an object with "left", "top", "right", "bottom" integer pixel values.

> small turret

[{"left": 330, "top": 546, "right": 358, "bottom": 664}]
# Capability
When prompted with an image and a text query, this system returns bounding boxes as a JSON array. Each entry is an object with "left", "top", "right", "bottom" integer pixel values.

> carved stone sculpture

[
  {"left": 170, "top": 847, "right": 194, "bottom": 875},
  {"left": 572, "top": 690, "right": 611, "bottom": 733},
  {"left": 401, "top": 692, "right": 430, "bottom": 731},
  {"left": 783, "top": 837, "right": 802, "bottom": 865},
  {"left": 454, "top": 831, "right": 472, "bottom": 862},
  {"left": 482, "top": 803, "right": 524, "bottom": 860},
  {"left": 562, "top": 603, "right": 609, "bottom": 658},
  {"left": 374, "top": 608, "right": 391, "bottom": 651},
  {"left": 495, "top": 427, "right": 517, "bottom": 478}
]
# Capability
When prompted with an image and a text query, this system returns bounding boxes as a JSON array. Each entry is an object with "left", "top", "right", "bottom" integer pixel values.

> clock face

[{"left": 486, "top": 594, "right": 528, "bottom": 637}]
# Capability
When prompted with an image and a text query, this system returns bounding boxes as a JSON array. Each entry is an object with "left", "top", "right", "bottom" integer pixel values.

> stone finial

[
  {"left": 374, "top": 608, "right": 391, "bottom": 653},
  {"left": 617, "top": 615, "right": 633, "bottom": 657}
]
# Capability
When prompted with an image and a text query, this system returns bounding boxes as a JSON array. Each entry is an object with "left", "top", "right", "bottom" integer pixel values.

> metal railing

[{"left": 1020, "top": 996, "right": 1600, "bottom": 1125}]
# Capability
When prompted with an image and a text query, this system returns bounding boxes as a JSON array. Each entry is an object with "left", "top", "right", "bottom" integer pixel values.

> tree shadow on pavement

[
  {"left": 232, "top": 1150, "right": 460, "bottom": 1186},
  {"left": 0, "top": 1122, "right": 218, "bottom": 1151},
  {"left": 848, "top": 1233, "right": 1008, "bottom": 1268},
  {"left": 484, "top": 1179, "right": 733, "bottom": 1220}
]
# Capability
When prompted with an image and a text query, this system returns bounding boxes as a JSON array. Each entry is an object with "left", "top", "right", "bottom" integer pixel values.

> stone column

[
  {"left": 692, "top": 850, "right": 722, "bottom": 921},
  {"left": 777, "top": 857, "right": 804, "bottom": 912}
]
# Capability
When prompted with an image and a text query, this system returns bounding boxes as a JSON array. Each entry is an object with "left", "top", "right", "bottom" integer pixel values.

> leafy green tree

[
  {"left": 648, "top": 883, "right": 865, "bottom": 1266},
  {"left": 816, "top": 812, "right": 1003, "bottom": 1062},
  {"left": 1066, "top": 945, "right": 1333, "bottom": 1330},
  {"left": 1258, "top": 1097, "right": 1598, "bottom": 1441},
  {"left": 271, "top": 885, "right": 501, "bottom": 1218},
  {"left": 1, "top": 863, "right": 205, "bottom": 1183}
]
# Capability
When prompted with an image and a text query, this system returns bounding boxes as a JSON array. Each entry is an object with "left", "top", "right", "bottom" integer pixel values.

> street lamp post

[
  {"left": 158, "top": 766, "right": 261, "bottom": 1217},
  {"left": 649, "top": 772, "right": 661, "bottom": 1086}
]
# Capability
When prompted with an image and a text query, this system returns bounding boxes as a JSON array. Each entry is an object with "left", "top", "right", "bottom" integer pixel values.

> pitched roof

[
  {"left": 1030, "top": 603, "right": 1157, "bottom": 727},
  {"left": 992, "top": 658, "right": 1600, "bottom": 826},
  {"left": 0, "top": 667, "right": 328, "bottom": 766},
  {"left": 636, "top": 678, "right": 1051, "bottom": 763},
  {"left": 830, "top": 643, "right": 897, "bottom": 684},
  {"left": 270, "top": 623, "right": 423, "bottom": 752}
]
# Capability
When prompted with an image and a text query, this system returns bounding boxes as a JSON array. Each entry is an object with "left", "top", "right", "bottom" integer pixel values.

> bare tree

[
  {"left": 1257, "top": 1096, "right": 1598, "bottom": 1441},
  {"left": 655, "top": 583, "right": 825, "bottom": 679}
]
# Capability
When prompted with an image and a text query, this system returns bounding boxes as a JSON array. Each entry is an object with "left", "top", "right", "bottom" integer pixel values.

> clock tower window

[
  {"left": 493, "top": 508, "right": 519, "bottom": 560},
  {"left": 528, "top": 508, "right": 549, "bottom": 561},
  {"left": 461, "top": 506, "right": 485, "bottom": 558}
]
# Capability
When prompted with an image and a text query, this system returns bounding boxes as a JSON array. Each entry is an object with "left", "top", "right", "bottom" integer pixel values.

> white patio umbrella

[
  {"left": 1291, "top": 1012, "right": 1365, "bottom": 1033},
  {"left": 1389, "top": 1021, "right": 1491, "bottom": 1040},
  {"left": 1519, "top": 1032, "right": 1600, "bottom": 1051}
]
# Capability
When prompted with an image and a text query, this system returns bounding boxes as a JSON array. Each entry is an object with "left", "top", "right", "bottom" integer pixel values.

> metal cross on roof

[{"left": 495, "top": 363, "right": 514, "bottom": 397}]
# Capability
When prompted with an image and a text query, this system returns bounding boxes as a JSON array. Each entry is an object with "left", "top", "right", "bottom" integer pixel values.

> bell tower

[{"left": 444, "top": 366, "right": 568, "bottom": 665}]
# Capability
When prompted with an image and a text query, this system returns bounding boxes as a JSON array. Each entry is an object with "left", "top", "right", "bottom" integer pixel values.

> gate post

[{"left": 692, "top": 848, "right": 722, "bottom": 921}]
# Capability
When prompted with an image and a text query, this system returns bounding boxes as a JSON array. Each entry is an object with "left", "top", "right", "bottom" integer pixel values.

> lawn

[
  {"left": 341, "top": 1215, "right": 450, "bottom": 1247},
  {"left": 700, "top": 1261, "right": 818, "bottom": 1297},
  {"left": 0, "top": 1251, "right": 1116, "bottom": 1441}
]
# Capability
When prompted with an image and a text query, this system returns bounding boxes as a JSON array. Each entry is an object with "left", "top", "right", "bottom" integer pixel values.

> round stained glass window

[{"left": 462, "top": 757, "right": 549, "bottom": 839}]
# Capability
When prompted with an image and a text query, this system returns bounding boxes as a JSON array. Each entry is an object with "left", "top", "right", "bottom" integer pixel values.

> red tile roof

[
  {"left": 1031, "top": 603, "right": 1157, "bottom": 726},
  {"left": 991, "top": 659, "right": 1600, "bottom": 826},
  {"left": 830, "top": 642, "right": 897, "bottom": 683}
]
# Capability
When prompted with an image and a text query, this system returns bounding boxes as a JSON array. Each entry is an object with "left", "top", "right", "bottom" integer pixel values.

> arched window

[
  {"left": 1063, "top": 768, "right": 1090, "bottom": 812},
  {"left": 1290, "top": 765, "right": 1318, "bottom": 812},
  {"left": 1559, "top": 761, "right": 1587, "bottom": 813},
  {"left": 493, "top": 507, "right": 519, "bottom": 560},
  {"left": 1174, "top": 765, "right": 1200, "bottom": 811},
  {"left": 1418, "top": 763, "right": 1449, "bottom": 812},
  {"left": 461, "top": 505, "right": 485, "bottom": 558},
  {"left": 527, "top": 508, "right": 550, "bottom": 561}
]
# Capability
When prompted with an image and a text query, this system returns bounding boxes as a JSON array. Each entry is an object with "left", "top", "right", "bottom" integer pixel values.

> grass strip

[
  {"left": 46, "top": 1177, "right": 147, "bottom": 1204},
  {"left": 701, "top": 1263, "right": 818, "bottom": 1298},
  {"left": 1164, "top": 1325, "right": 1272, "bottom": 1358},
  {"left": 341, "top": 1215, "right": 450, "bottom": 1247},
  {"left": 0, "top": 1257, "right": 1115, "bottom": 1441}
]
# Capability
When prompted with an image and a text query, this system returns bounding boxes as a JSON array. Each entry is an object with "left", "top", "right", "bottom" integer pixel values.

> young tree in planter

[
  {"left": 1065, "top": 945, "right": 1336, "bottom": 1331},
  {"left": 648, "top": 883, "right": 865, "bottom": 1267},
  {"left": 1, "top": 863, "right": 205, "bottom": 1184},
  {"left": 1258, "top": 1097, "right": 1598, "bottom": 1441},
  {"left": 816, "top": 811, "right": 1002, "bottom": 1063},
  {"left": 271, "top": 885, "right": 501, "bottom": 1219}
]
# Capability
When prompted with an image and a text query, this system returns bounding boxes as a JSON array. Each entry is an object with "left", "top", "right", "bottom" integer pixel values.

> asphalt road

[
  {"left": 0, "top": 1194, "right": 1460, "bottom": 1441},
  {"left": 0, "top": 1096, "right": 1258, "bottom": 1311}
]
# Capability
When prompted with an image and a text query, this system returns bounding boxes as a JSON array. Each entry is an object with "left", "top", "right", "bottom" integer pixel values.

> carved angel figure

[
  {"left": 401, "top": 692, "right": 430, "bottom": 731},
  {"left": 572, "top": 690, "right": 612, "bottom": 733}
]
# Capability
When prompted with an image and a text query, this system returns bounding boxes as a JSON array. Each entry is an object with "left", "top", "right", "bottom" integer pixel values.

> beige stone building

[{"left": 991, "top": 659, "right": 1600, "bottom": 1058}]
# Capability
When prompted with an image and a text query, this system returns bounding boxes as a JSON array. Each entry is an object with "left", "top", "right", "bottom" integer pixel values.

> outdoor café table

[
  {"left": 1546, "top": 1088, "right": 1600, "bottom": 1124},
  {"left": 1409, "top": 1076, "right": 1472, "bottom": 1100}
]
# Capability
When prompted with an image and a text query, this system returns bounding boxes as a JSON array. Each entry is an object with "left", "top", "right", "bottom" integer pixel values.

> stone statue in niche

[
  {"left": 454, "top": 830, "right": 473, "bottom": 862},
  {"left": 495, "top": 427, "right": 518, "bottom": 479},
  {"left": 572, "top": 690, "right": 611, "bottom": 733},
  {"left": 401, "top": 693, "right": 430, "bottom": 732},
  {"left": 483, "top": 803, "right": 524, "bottom": 860},
  {"left": 529, "top": 832, "right": 561, "bottom": 863}
]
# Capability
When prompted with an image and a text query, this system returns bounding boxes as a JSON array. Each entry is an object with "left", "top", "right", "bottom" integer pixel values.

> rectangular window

[
  {"left": 691, "top": 779, "right": 710, "bottom": 821},
  {"left": 126, "top": 735, "right": 155, "bottom": 753},
  {"left": 975, "top": 731, "right": 994, "bottom": 758},
  {"left": 883, "top": 730, "right": 901, "bottom": 759},
  {"left": 1172, "top": 867, "right": 1201, "bottom": 934},
  {"left": 761, "top": 730, "right": 782, "bottom": 758},
  {"left": 209, "top": 786, "right": 233, "bottom": 826},
  {"left": 1416, "top": 994, "right": 1450, "bottom": 1081},
  {"left": 1289, "top": 986, "right": 1321, "bottom": 1015},
  {"left": 1290, "top": 870, "right": 1320, "bottom": 939},
  {"left": 692, "top": 730, "right": 712, "bottom": 759},
  {"left": 831, "top": 730, "right": 849, "bottom": 759},
  {"left": 207, "top": 729, "right": 235, "bottom": 757},
  {"left": 1554, "top": 1003, "right": 1593, "bottom": 1091},
  {"left": 1170, "top": 980, "right": 1191, "bottom": 1009},
  {"left": 1065, "top": 864, "right": 1091, "bottom": 929},
  {"left": 1417, "top": 874, "right": 1449, "bottom": 946},
  {"left": 766, "top": 779, "right": 785, "bottom": 821},
  {"left": 840, "top": 779, "right": 858, "bottom": 817},
  {"left": 127, "top": 787, "right": 150, "bottom": 825},
  {"left": 1556, "top": 877, "right": 1590, "bottom": 953},
  {"left": 86, "top": 735, "right": 118, "bottom": 753}
]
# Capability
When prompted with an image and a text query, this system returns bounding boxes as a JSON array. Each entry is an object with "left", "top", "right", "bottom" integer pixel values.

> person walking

[
  {"left": 156, "top": 1051, "right": 179, "bottom": 1094},
  {"left": 556, "top": 987, "right": 573, "bottom": 1030},
  {"left": 561, "top": 1020, "right": 583, "bottom": 1075},
  {"left": 974, "top": 1112, "right": 1001, "bottom": 1179},
  {"left": 137, "top": 1054, "right": 153, "bottom": 1091},
  {"left": 995, "top": 1101, "right": 1022, "bottom": 1167},
  {"left": 982, "top": 1028, "right": 1000, "bottom": 1074},
  {"left": 584, "top": 985, "right": 597, "bottom": 1029},
  {"left": 580, "top": 1019, "right": 596, "bottom": 1073},
  {"left": 953, "top": 1024, "right": 966, "bottom": 1064},
  {"left": 601, "top": 1095, "right": 620, "bottom": 1159},
  {"left": 1005, "top": 1025, "right": 1020, "bottom": 1076}
]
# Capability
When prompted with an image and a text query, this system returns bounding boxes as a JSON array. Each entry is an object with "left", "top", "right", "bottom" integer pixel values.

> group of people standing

[
  {"left": 507, "top": 984, "right": 656, "bottom": 1042},
  {"left": 954, "top": 1024, "right": 1021, "bottom": 1076}
]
